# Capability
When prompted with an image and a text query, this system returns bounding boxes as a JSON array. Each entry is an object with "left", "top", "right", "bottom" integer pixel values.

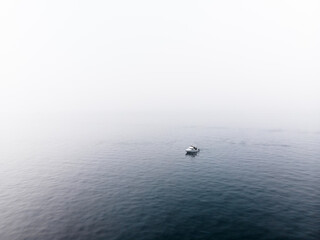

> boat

[{"left": 185, "top": 145, "right": 200, "bottom": 153}]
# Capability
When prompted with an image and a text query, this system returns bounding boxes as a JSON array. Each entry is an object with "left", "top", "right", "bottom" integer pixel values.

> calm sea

[{"left": 1, "top": 123, "right": 319, "bottom": 240}]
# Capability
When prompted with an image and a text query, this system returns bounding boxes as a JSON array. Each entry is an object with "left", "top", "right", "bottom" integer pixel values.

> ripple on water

[{"left": 0, "top": 128, "right": 319, "bottom": 240}]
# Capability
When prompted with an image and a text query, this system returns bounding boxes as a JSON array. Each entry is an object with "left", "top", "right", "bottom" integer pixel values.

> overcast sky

[{"left": 1, "top": 0, "right": 319, "bottom": 129}]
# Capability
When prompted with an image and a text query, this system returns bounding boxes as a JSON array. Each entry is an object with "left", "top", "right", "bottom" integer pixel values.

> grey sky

[{"left": 1, "top": 0, "right": 319, "bottom": 129}]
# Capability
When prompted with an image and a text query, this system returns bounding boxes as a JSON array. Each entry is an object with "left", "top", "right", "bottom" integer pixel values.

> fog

[{"left": 1, "top": 0, "right": 320, "bottom": 131}]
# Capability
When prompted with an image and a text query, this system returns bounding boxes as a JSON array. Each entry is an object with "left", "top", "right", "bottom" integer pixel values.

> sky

[{"left": 1, "top": 0, "right": 320, "bottom": 130}]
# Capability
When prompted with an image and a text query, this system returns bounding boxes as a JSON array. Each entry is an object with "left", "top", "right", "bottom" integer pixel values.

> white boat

[{"left": 185, "top": 145, "right": 200, "bottom": 153}]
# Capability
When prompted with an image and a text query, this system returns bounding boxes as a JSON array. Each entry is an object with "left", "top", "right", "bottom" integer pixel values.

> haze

[{"left": 1, "top": 0, "right": 320, "bottom": 130}]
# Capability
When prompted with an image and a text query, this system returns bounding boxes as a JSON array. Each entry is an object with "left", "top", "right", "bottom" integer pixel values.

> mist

[{"left": 1, "top": 0, "right": 320, "bottom": 131}]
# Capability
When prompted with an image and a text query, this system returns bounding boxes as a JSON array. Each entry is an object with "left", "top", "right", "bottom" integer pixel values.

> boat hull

[{"left": 185, "top": 149, "right": 200, "bottom": 153}]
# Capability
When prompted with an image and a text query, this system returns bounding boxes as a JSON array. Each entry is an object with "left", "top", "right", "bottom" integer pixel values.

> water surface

[{"left": 1, "top": 124, "right": 319, "bottom": 240}]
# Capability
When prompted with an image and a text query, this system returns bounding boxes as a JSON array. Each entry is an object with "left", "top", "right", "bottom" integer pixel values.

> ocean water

[{"left": 1, "top": 123, "right": 320, "bottom": 240}]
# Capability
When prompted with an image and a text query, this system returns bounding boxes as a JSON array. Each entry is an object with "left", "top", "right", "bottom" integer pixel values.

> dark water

[{"left": 1, "top": 124, "right": 320, "bottom": 240}]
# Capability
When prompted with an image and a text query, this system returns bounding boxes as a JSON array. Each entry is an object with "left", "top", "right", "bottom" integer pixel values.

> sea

[{"left": 1, "top": 118, "right": 319, "bottom": 240}]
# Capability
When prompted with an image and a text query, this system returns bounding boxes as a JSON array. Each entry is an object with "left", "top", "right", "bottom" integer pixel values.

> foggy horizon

[{"left": 1, "top": 0, "right": 320, "bottom": 130}]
